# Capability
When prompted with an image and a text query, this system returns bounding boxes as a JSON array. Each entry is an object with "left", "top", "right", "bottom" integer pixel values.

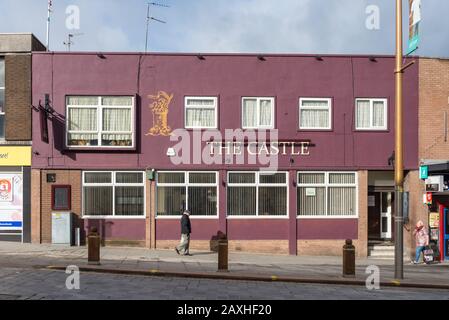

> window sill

[
  {"left": 156, "top": 216, "right": 219, "bottom": 220},
  {"left": 65, "top": 146, "right": 137, "bottom": 152},
  {"left": 353, "top": 129, "right": 389, "bottom": 133},
  {"left": 297, "top": 128, "right": 333, "bottom": 132},
  {"left": 227, "top": 216, "right": 289, "bottom": 219},
  {"left": 82, "top": 216, "right": 146, "bottom": 220},
  {"left": 297, "top": 216, "right": 358, "bottom": 219}
]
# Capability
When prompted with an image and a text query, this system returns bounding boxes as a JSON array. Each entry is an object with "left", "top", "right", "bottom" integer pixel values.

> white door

[{"left": 380, "top": 192, "right": 392, "bottom": 239}]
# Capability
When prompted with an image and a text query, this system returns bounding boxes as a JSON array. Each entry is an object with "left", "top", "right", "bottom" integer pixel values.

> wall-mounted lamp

[
  {"left": 166, "top": 148, "right": 176, "bottom": 157},
  {"left": 315, "top": 56, "right": 324, "bottom": 61},
  {"left": 388, "top": 151, "right": 395, "bottom": 167},
  {"left": 257, "top": 55, "right": 266, "bottom": 61},
  {"left": 146, "top": 168, "right": 156, "bottom": 181},
  {"left": 97, "top": 53, "right": 107, "bottom": 59},
  {"left": 197, "top": 55, "right": 206, "bottom": 60},
  {"left": 369, "top": 56, "right": 377, "bottom": 62}
]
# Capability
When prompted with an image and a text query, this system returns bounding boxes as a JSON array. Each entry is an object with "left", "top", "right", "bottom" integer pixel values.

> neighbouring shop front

[
  {"left": 0, "top": 146, "right": 31, "bottom": 242},
  {"left": 421, "top": 162, "right": 449, "bottom": 261}
]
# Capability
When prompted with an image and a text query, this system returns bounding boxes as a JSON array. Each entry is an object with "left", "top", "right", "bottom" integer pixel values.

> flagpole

[{"left": 46, "top": 0, "right": 52, "bottom": 51}]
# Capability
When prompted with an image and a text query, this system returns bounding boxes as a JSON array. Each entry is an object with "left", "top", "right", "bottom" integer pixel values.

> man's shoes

[
  {"left": 175, "top": 248, "right": 180, "bottom": 255},
  {"left": 183, "top": 253, "right": 193, "bottom": 256}
]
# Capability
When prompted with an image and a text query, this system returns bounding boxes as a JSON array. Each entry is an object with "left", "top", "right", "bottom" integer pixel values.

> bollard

[
  {"left": 342, "top": 239, "right": 355, "bottom": 278},
  {"left": 217, "top": 235, "right": 228, "bottom": 272},
  {"left": 88, "top": 227, "right": 101, "bottom": 265}
]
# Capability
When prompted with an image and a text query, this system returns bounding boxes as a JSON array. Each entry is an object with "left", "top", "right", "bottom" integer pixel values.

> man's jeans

[
  {"left": 415, "top": 245, "right": 426, "bottom": 263},
  {"left": 176, "top": 233, "right": 190, "bottom": 255}
]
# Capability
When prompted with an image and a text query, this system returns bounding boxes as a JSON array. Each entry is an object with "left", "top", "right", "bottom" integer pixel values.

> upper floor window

[
  {"left": 299, "top": 98, "right": 332, "bottom": 130},
  {"left": 242, "top": 97, "right": 275, "bottom": 129},
  {"left": 355, "top": 98, "right": 388, "bottom": 131},
  {"left": 66, "top": 96, "right": 134, "bottom": 148},
  {"left": 184, "top": 97, "right": 218, "bottom": 129},
  {"left": 0, "top": 58, "right": 5, "bottom": 139}
]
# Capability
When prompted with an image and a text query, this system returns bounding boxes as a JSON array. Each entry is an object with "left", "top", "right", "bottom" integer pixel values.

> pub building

[{"left": 30, "top": 52, "right": 421, "bottom": 257}]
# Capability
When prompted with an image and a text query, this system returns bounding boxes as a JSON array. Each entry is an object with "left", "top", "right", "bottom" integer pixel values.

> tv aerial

[
  {"left": 145, "top": 2, "right": 170, "bottom": 52},
  {"left": 63, "top": 33, "right": 84, "bottom": 51}
]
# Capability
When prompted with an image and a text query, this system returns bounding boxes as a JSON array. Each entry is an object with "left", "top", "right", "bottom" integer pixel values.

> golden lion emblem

[{"left": 146, "top": 91, "right": 174, "bottom": 136}]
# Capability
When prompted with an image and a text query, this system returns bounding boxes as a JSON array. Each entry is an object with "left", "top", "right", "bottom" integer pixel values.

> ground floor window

[
  {"left": 156, "top": 172, "right": 218, "bottom": 216},
  {"left": 82, "top": 171, "right": 145, "bottom": 217},
  {"left": 297, "top": 172, "right": 357, "bottom": 217},
  {"left": 227, "top": 171, "right": 288, "bottom": 216}
]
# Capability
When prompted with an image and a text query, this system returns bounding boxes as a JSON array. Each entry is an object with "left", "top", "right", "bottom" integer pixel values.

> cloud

[{"left": 0, "top": 0, "right": 448, "bottom": 57}]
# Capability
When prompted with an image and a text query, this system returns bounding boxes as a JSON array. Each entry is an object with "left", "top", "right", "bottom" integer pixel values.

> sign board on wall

[
  {"left": 0, "top": 147, "right": 32, "bottom": 166},
  {"left": 419, "top": 166, "right": 428, "bottom": 180},
  {"left": 0, "top": 173, "right": 23, "bottom": 231},
  {"left": 429, "top": 212, "right": 440, "bottom": 228}
]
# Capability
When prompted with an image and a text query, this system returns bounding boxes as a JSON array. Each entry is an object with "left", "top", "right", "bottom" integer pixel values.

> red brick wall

[
  {"left": 32, "top": 170, "right": 82, "bottom": 243},
  {"left": 419, "top": 58, "right": 449, "bottom": 159}
]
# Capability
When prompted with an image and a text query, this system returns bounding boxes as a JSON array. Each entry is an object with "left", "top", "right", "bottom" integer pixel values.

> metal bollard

[
  {"left": 88, "top": 227, "right": 101, "bottom": 265},
  {"left": 342, "top": 239, "right": 355, "bottom": 278},
  {"left": 217, "top": 236, "right": 228, "bottom": 272}
]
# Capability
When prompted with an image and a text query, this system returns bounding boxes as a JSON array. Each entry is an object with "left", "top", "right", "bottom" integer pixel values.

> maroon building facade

[{"left": 30, "top": 52, "right": 419, "bottom": 256}]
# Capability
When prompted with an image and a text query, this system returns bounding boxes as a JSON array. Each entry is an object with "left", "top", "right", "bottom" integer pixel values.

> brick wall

[
  {"left": 404, "top": 170, "right": 427, "bottom": 258},
  {"left": 37, "top": 170, "right": 82, "bottom": 243},
  {"left": 31, "top": 169, "right": 41, "bottom": 243},
  {"left": 419, "top": 58, "right": 449, "bottom": 160},
  {"left": 5, "top": 54, "right": 32, "bottom": 141}
]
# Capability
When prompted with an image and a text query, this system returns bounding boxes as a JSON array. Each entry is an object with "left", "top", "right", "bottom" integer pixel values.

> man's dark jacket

[{"left": 181, "top": 214, "right": 191, "bottom": 234}]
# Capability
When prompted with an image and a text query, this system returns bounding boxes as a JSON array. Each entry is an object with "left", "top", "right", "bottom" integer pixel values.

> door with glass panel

[{"left": 380, "top": 192, "right": 392, "bottom": 239}]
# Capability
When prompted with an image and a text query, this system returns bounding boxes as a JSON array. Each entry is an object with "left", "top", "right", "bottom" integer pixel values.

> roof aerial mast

[{"left": 145, "top": 2, "right": 170, "bottom": 53}]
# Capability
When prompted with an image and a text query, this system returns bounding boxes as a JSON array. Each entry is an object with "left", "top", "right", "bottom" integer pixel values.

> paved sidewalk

[{"left": 0, "top": 242, "right": 448, "bottom": 289}]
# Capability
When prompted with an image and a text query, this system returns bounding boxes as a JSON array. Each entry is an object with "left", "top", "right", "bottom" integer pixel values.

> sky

[{"left": 0, "top": 0, "right": 448, "bottom": 57}]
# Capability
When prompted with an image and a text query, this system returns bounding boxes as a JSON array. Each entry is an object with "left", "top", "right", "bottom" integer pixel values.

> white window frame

[
  {"left": 299, "top": 97, "right": 332, "bottom": 130},
  {"left": 0, "top": 57, "right": 5, "bottom": 140},
  {"left": 227, "top": 171, "right": 289, "bottom": 219},
  {"left": 241, "top": 97, "right": 275, "bottom": 129},
  {"left": 297, "top": 171, "right": 358, "bottom": 219},
  {"left": 355, "top": 98, "right": 388, "bottom": 131},
  {"left": 184, "top": 96, "right": 218, "bottom": 129},
  {"left": 156, "top": 171, "right": 219, "bottom": 219},
  {"left": 82, "top": 171, "right": 146, "bottom": 219},
  {"left": 66, "top": 96, "right": 135, "bottom": 149}
]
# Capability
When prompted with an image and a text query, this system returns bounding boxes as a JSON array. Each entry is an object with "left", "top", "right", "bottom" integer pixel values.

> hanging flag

[{"left": 407, "top": 0, "right": 422, "bottom": 55}]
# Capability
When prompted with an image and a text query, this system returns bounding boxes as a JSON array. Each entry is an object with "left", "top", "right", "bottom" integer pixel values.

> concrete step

[
  {"left": 370, "top": 245, "right": 395, "bottom": 252},
  {"left": 368, "top": 245, "right": 409, "bottom": 259}
]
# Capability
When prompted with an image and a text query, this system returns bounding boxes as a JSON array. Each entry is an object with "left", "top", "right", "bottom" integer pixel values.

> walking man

[{"left": 175, "top": 210, "right": 192, "bottom": 256}]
